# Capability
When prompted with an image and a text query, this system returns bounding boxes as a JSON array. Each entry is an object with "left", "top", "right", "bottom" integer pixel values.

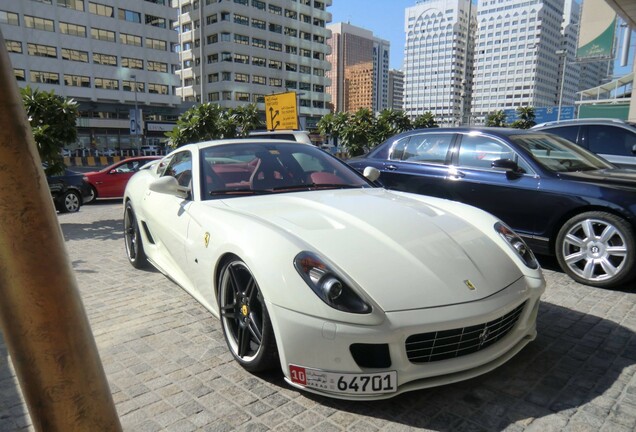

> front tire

[
  {"left": 58, "top": 190, "right": 81, "bottom": 213},
  {"left": 218, "top": 258, "right": 278, "bottom": 372},
  {"left": 124, "top": 201, "right": 148, "bottom": 269},
  {"left": 556, "top": 211, "right": 635, "bottom": 288}
]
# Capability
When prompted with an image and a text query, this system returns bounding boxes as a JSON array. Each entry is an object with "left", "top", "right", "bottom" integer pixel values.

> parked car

[
  {"left": 46, "top": 168, "right": 92, "bottom": 213},
  {"left": 123, "top": 138, "right": 545, "bottom": 400},
  {"left": 532, "top": 118, "right": 636, "bottom": 169},
  {"left": 84, "top": 156, "right": 161, "bottom": 203},
  {"left": 347, "top": 128, "right": 636, "bottom": 288}
]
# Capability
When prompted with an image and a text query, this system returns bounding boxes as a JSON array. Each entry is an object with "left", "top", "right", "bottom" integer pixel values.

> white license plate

[{"left": 289, "top": 365, "right": 397, "bottom": 395}]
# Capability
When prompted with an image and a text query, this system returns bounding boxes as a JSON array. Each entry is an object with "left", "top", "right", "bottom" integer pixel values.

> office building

[
  {"left": 0, "top": 0, "right": 181, "bottom": 154},
  {"left": 471, "top": 0, "right": 565, "bottom": 122},
  {"left": 173, "top": 0, "right": 332, "bottom": 129},
  {"left": 388, "top": 69, "right": 404, "bottom": 111},
  {"left": 403, "top": 0, "right": 476, "bottom": 125},
  {"left": 326, "top": 22, "right": 390, "bottom": 113}
]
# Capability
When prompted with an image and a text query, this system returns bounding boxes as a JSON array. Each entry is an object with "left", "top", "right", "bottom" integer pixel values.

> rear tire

[
  {"left": 85, "top": 185, "right": 97, "bottom": 204},
  {"left": 124, "top": 201, "right": 148, "bottom": 269},
  {"left": 555, "top": 211, "right": 635, "bottom": 288}
]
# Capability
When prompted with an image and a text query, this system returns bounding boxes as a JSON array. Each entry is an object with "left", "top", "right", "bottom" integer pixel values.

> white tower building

[
  {"left": 471, "top": 0, "right": 565, "bottom": 122},
  {"left": 403, "top": 0, "right": 476, "bottom": 126}
]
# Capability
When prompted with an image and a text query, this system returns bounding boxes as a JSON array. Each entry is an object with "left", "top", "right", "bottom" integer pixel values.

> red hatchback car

[{"left": 84, "top": 156, "right": 161, "bottom": 203}]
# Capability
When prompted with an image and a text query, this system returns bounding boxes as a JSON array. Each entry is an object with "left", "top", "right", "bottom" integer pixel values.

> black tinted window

[
  {"left": 544, "top": 126, "right": 579, "bottom": 144},
  {"left": 587, "top": 125, "right": 636, "bottom": 156}
]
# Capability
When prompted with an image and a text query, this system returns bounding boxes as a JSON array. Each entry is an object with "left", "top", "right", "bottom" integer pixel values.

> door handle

[
  {"left": 386, "top": 164, "right": 398, "bottom": 171},
  {"left": 448, "top": 170, "right": 465, "bottom": 179}
]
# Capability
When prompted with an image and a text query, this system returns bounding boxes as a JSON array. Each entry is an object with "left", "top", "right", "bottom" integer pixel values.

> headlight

[
  {"left": 294, "top": 252, "right": 371, "bottom": 314},
  {"left": 495, "top": 222, "right": 539, "bottom": 269}
]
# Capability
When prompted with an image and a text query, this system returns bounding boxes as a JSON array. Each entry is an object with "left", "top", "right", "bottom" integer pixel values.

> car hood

[
  {"left": 220, "top": 188, "right": 523, "bottom": 311},
  {"left": 558, "top": 169, "right": 636, "bottom": 189}
]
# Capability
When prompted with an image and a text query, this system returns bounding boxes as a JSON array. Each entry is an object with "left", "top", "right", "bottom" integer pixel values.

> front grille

[{"left": 405, "top": 302, "right": 526, "bottom": 364}]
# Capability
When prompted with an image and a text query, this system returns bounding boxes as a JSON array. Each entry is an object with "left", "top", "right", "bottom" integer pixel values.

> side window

[
  {"left": 401, "top": 133, "right": 453, "bottom": 164},
  {"left": 388, "top": 137, "right": 410, "bottom": 161},
  {"left": 458, "top": 135, "right": 530, "bottom": 173},
  {"left": 587, "top": 125, "right": 636, "bottom": 156},
  {"left": 545, "top": 126, "right": 579, "bottom": 144},
  {"left": 163, "top": 151, "right": 193, "bottom": 188}
]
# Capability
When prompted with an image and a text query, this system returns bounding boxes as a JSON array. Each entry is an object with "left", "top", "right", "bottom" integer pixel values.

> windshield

[
  {"left": 200, "top": 142, "right": 371, "bottom": 200},
  {"left": 509, "top": 133, "right": 614, "bottom": 172}
]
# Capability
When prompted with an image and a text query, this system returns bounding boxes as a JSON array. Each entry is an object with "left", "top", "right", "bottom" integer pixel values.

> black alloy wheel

[
  {"left": 124, "top": 201, "right": 148, "bottom": 269},
  {"left": 218, "top": 258, "right": 278, "bottom": 372}
]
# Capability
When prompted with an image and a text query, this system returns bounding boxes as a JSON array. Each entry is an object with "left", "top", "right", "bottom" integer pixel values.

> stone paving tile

[{"left": 2, "top": 202, "right": 636, "bottom": 431}]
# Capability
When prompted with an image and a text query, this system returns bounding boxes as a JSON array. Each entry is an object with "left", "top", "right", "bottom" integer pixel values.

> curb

[{"left": 64, "top": 156, "right": 122, "bottom": 167}]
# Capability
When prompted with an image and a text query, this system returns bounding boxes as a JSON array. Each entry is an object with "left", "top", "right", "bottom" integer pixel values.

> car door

[
  {"left": 377, "top": 132, "right": 457, "bottom": 200},
  {"left": 446, "top": 133, "right": 542, "bottom": 239},
  {"left": 100, "top": 160, "right": 140, "bottom": 197},
  {"left": 143, "top": 150, "right": 195, "bottom": 283}
]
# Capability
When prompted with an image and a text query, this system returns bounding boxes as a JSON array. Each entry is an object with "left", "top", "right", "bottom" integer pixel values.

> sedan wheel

[
  {"left": 124, "top": 202, "right": 148, "bottom": 269},
  {"left": 59, "top": 190, "right": 81, "bottom": 213},
  {"left": 219, "top": 258, "right": 278, "bottom": 372},
  {"left": 556, "top": 211, "right": 635, "bottom": 288},
  {"left": 85, "top": 186, "right": 97, "bottom": 204}
]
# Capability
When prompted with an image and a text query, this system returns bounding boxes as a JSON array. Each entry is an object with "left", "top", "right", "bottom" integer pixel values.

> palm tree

[
  {"left": 485, "top": 110, "right": 507, "bottom": 127},
  {"left": 374, "top": 109, "right": 412, "bottom": 144},
  {"left": 412, "top": 112, "right": 439, "bottom": 129},
  {"left": 510, "top": 106, "right": 536, "bottom": 129}
]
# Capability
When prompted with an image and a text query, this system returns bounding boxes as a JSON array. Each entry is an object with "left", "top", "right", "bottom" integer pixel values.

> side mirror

[
  {"left": 631, "top": 144, "right": 636, "bottom": 154},
  {"left": 149, "top": 176, "right": 182, "bottom": 196},
  {"left": 491, "top": 159, "right": 524, "bottom": 178},
  {"left": 363, "top": 166, "right": 381, "bottom": 182}
]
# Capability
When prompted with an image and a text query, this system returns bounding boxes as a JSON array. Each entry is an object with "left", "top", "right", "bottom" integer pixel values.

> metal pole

[
  {"left": 557, "top": 50, "right": 567, "bottom": 122},
  {"left": 132, "top": 74, "right": 140, "bottom": 156},
  {"left": 0, "top": 34, "right": 122, "bottom": 431}
]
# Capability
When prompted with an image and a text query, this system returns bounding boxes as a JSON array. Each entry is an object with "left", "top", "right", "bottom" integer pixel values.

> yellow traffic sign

[{"left": 265, "top": 91, "right": 298, "bottom": 130}]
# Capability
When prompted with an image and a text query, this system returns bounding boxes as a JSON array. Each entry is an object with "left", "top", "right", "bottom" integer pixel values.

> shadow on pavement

[
  {"left": 0, "top": 333, "right": 29, "bottom": 431},
  {"left": 259, "top": 301, "right": 635, "bottom": 431},
  {"left": 60, "top": 218, "right": 124, "bottom": 242}
]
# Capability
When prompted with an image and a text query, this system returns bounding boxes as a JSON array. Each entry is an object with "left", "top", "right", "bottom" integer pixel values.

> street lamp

[
  {"left": 131, "top": 74, "right": 140, "bottom": 155},
  {"left": 556, "top": 49, "right": 567, "bottom": 122}
]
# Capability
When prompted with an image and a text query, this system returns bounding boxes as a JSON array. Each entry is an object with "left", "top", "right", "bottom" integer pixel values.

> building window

[
  {"left": 235, "top": 92, "right": 250, "bottom": 102},
  {"left": 14, "top": 69, "right": 25, "bottom": 81},
  {"left": 299, "top": 65, "right": 311, "bottom": 74},
  {"left": 299, "top": 82, "right": 310, "bottom": 91},
  {"left": 269, "top": 78, "right": 282, "bottom": 87},
  {"left": 0, "top": 11, "right": 19, "bottom": 26},
  {"left": 285, "top": 9, "right": 297, "bottom": 19},
  {"left": 95, "top": 77, "right": 119, "bottom": 90},
  {"left": 146, "top": 14, "right": 166, "bottom": 28},
  {"left": 300, "top": 48, "right": 311, "bottom": 58},
  {"left": 268, "top": 4, "right": 282, "bottom": 15},
  {"left": 148, "top": 83, "right": 168, "bottom": 94},
  {"left": 122, "top": 57, "right": 143, "bottom": 69},
  {"left": 285, "top": 80, "right": 297, "bottom": 89},
  {"left": 207, "top": 34, "right": 218, "bottom": 44},
  {"left": 234, "top": 0, "right": 248, "bottom": 5},
  {"left": 234, "top": 53, "right": 249, "bottom": 64},
  {"left": 59, "top": 22, "right": 87, "bottom": 37},
  {"left": 252, "top": 38, "right": 266, "bottom": 49},
  {"left": 93, "top": 53, "right": 117, "bottom": 66},
  {"left": 61, "top": 48, "right": 89, "bottom": 62},
  {"left": 222, "top": 72, "right": 231, "bottom": 81},
  {"left": 208, "top": 92, "right": 220, "bottom": 101},
  {"left": 269, "top": 60, "right": 282, "bottom": 69},
  {"left": 58, "top": 0, "right": 85, "bottom": 11},
  {"left": 27, "top": 43, "right": 57, "bottom": 58},
  {"left": 234, "top": 14, "right": 249, "bottom": 25},
  {"left": 208, "top": 73, "right": 219, "bottom": 83},
  {"left": 147, "top": 38, "right": 167, "bottom": 50},
  {"left": 269, "top": 23, "right": 282, "bottom": 33},
  {"left": 251, "top": 0, "right": 265, "bottom": 10},
  {"left": 269, "top": 41, "right": 282, "bottom": 51},
  {"left": 147, "top": 61, "right": 168, "bottom": 73},
  {"left": 222, "top": 91, "right": 232, "bottom": 100},
  {"left": 207, "top": 53, "right": 218, "bottom": 63},
  {"left": 252, "top": 75, "right": 266, "bottom": 85},
  {"left": 254, "top": 94, "right": 265, "bottom": 103},
  {"left": 120, "top": 33, "right": 142, "bottom": 47},
  {"left": 206, "top": 14, "right": 217, "bottom": 25},
  {"left": 91, "top": 28, "right": 116, "bottom": 42},
  {"left": 119, "top": 8, "right": 141, "bottom": 23},
  {"left": 234, "top": 34, "right": 249, "bottom": 45},
  {"left": 285, "top": 63, "right": 297, "bottom": 72},
  {"left": 30, "top": 71, "right": 60, "bottom": 85},
  {"left": 123, "top": 80, "right": 144, "bottom": 92},
  {"left": 25, "top": 16, "right": 55, "bottom": 32},
  {"left": 89, "top": 2, "right": 113, "bottom": 16},
  {"left": 5, "top": 40, "right": 22, "bottom": 53},
  {"left": 252, "top": 57, "right": 266, "bottom": 67},
  {"left": 221, "top": 52, "right": 232, "bottom": 62},
  {"left": 64, "top": 74, "right": 90, "bottom": 87},
  {"left": 284, "top": 27, "right": 297, "bottom": 37},
  {"left": 235, "top": 73, "right": 249, "bottom": 83},
  {"left": 251, "top": 18, "right": 265, "bottom": 30}
]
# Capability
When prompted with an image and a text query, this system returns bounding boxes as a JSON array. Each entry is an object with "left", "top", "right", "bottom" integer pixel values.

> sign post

[{"left": 265, "top": 91, "right": 298, "bottom": 131}]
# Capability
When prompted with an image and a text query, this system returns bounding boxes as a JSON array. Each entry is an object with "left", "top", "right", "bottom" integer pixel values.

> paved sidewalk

[{"left": 1, "top": 202, "right": 636, "bottom": 431}]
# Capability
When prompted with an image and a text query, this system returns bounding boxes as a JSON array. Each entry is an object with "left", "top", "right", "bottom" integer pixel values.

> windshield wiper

[
  {"left": 271, "top": 183, "right": 363, "bottom": 191},
  {"left": 209, "top": 188, "right": 271, "bottom": 196}
]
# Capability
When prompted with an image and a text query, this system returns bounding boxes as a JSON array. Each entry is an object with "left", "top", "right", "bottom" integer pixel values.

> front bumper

[{"left": 268, "top": 275, "right": 544, "bottom": 400}]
